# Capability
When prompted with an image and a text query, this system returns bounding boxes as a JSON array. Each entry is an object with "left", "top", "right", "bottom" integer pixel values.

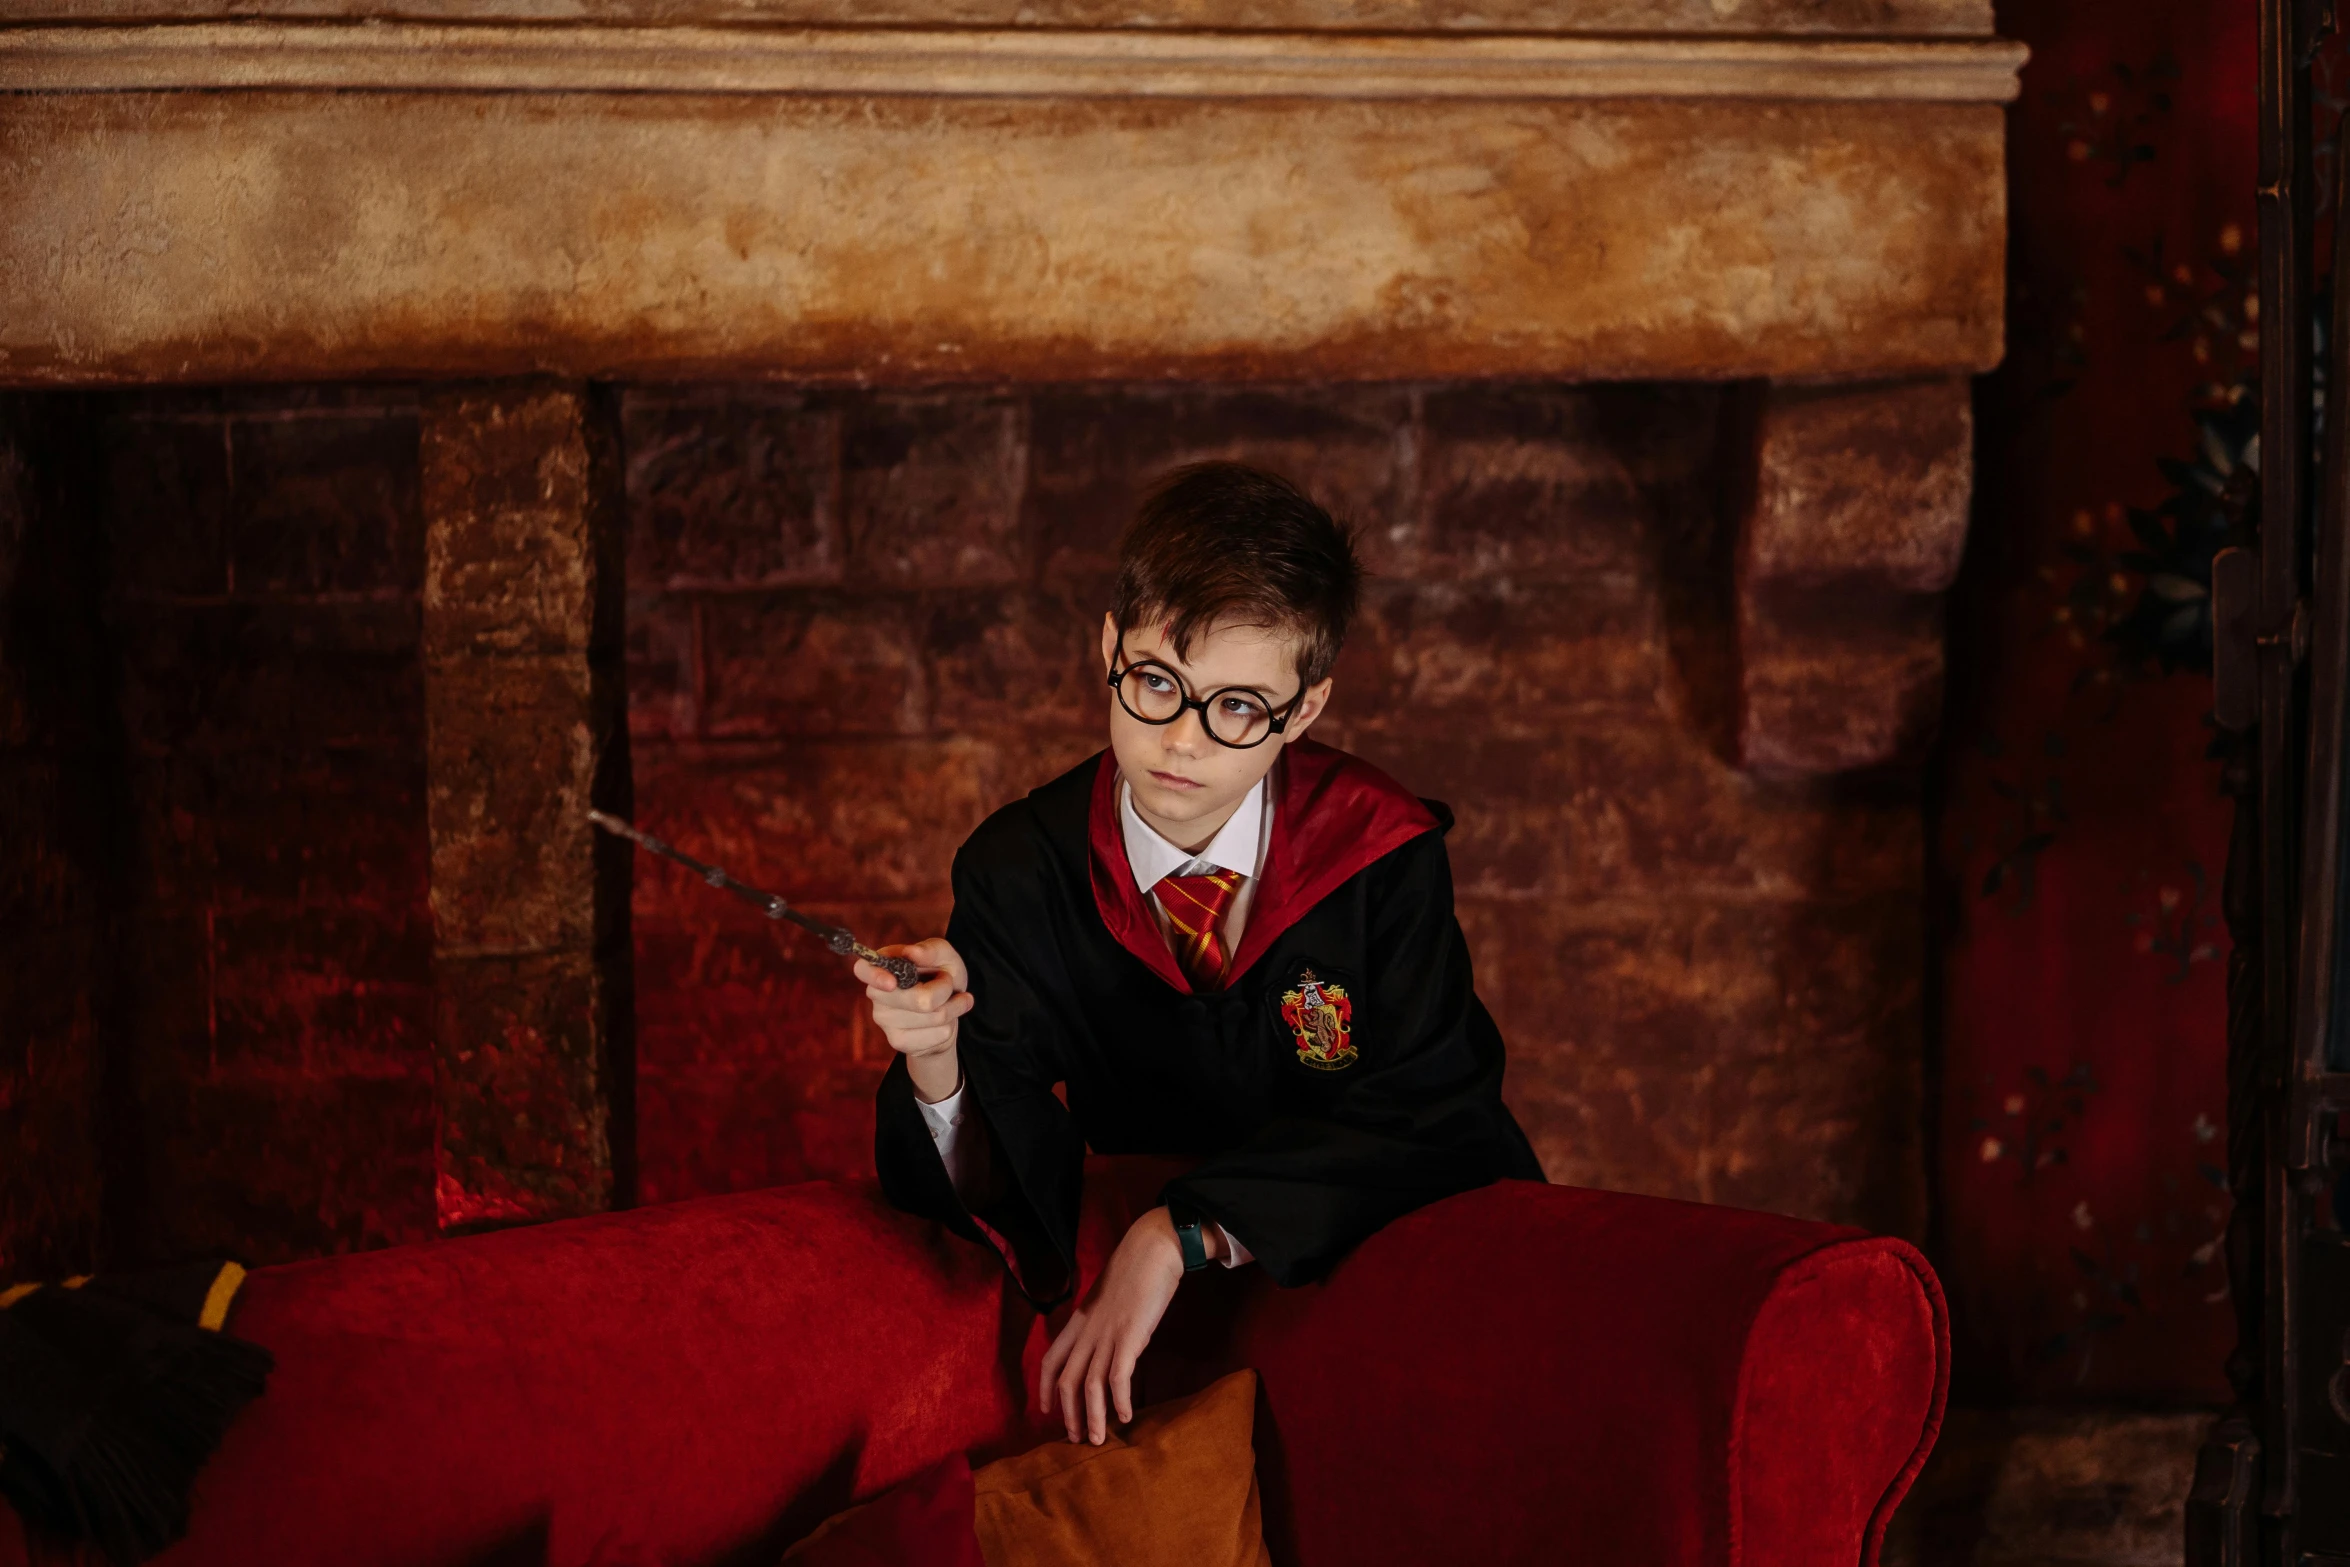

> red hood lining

[{"left": 1084, "top": 740, "right": 1438, "bottom": 995}]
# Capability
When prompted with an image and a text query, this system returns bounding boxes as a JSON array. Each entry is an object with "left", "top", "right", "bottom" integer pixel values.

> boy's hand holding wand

[{"left": 852, "top": 940, "right": 972, "bottom": 1104}]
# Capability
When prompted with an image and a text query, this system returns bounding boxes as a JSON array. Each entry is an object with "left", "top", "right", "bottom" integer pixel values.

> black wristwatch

[{"left": 1171, "top": 1210, "right": 1211, "bottom": 1273}]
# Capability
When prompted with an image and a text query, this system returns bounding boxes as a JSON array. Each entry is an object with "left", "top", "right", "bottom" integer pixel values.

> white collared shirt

[
  {"left": 1119, "top": 772, "right": 1274, "bottom": 959},
  {"left": 916, "top": 772, "right": 1275, "bottom": 1269}
]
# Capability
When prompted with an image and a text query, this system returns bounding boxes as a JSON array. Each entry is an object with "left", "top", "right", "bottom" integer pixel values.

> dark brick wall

[
  {"left": 101, "top": 390, "right": 436, "bottom": 1265},
  {"left": 5, "top": 378, "right": 1928, "bottom": 1272},
  {"left": 624, "top": 384, "right": 1927, "bottom": 1232},
  {"left": 0, "top": 397, "right": 110, "bottom": 1278}
]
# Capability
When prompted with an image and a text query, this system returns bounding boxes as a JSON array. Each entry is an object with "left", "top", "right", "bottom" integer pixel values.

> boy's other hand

[
  {"left": 1037, "top": 1206, "right": 1219, "bottom": 1445},
  {"left": 855, "top": 938, "right": 971, "bottom": 1104}
]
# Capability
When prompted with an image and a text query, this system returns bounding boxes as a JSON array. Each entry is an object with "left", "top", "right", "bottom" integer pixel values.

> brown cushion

[{"left": 970, "top": 1370, "right": 1272, "bottom": 1567}]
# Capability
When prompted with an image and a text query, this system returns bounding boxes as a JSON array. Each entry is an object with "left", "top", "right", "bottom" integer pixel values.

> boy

[{"left": 856, "top": 462, "right": 1542, "bottom": 1447}]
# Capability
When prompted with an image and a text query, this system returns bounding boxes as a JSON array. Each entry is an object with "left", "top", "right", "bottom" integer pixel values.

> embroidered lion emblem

[{"left": 1280, "top": 967, "right": 1358, "bottom": 1071}]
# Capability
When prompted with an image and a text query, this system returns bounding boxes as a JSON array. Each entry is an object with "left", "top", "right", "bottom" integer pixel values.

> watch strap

[{"left": 1173, "top": 1218, "right": 1210, "bottom": 1273}]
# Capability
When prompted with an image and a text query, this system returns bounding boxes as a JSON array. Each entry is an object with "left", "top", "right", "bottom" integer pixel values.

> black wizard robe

[{"left": 874, "top": 739, "right": 1543, "bottom": 1302}]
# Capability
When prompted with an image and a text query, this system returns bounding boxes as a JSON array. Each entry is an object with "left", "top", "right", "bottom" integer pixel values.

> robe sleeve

[
  {"left": 1161, "top": 824, "right": 1540, "bottom": 1287},
  {"left": 874, "top": 833, "right": 1086, "bottom": 1307}
]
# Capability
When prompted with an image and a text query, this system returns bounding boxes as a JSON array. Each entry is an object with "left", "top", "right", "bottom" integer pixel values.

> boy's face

[{"left": 1100, "top": 611, "right": 1334, "bottom": 853}]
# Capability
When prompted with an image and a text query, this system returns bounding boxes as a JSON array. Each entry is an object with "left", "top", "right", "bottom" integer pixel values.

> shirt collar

[{"left": 1121, "top": 771, "right": 1267, "bottom": 892}]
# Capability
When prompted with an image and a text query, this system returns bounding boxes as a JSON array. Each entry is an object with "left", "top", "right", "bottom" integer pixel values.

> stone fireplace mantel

[
  {"left": 0, "top": 4, "right": 2015, "bottom": 1239},
  {"left": 1, "top": 9, "right": 2017, "bottom": 389}
]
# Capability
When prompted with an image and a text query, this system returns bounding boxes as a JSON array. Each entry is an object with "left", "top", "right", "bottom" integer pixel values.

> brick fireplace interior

[
  {"left": 0, "top": 5, "right": 2016, "bottom": 1279},
  {"left": 3, "top": 374, "right": 1946, "bottom": 1266}
]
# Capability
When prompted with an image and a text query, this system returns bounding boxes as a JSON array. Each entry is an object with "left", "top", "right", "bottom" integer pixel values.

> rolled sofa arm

[{"left": 1136, "top": 1176, "right": 1949, "bottom": 1567}]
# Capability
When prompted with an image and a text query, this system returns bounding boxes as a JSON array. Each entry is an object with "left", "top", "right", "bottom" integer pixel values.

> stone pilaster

[{"left": 420, "top": 382, "right": 630, "bottom": 1230}]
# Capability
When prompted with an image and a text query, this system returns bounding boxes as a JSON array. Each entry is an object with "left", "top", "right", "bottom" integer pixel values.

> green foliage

[{"left": 2101, "top": 391, "right": 2258, "bottom": 675}]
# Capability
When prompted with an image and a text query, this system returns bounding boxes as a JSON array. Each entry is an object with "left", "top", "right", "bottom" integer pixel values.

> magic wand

[{"left": 587, "top": 810, "right": 921, "bottom": 990}]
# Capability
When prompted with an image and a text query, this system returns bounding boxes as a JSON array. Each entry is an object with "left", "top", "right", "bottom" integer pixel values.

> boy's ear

[
  {"left": 1283, "top": 676, "right": 1336, "bottom": 743},
  {"left": 1100, "top": 612, "right": 1120, "bottom": 673}
]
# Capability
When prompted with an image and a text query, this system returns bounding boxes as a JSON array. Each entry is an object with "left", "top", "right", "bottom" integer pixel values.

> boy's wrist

[
  {"left": 1146, "top": 1204, "right": 1225, "bottom": 1271},
  {"left": 1132, "top": 1207, "right": 1186, "bottom": 1277},
  {"left": 906, "top": 1043, "right": 962, "bottom": 1103}
]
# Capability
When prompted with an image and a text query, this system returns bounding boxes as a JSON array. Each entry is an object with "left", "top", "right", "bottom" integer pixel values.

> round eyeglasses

[{"left": 1108, "top": 650, "right": 1304, "bottom": 750}]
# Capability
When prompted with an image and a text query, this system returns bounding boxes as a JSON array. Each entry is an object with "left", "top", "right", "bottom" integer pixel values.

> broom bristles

[{"left": 0, "top": 1288, "right": 274, "bottom": 1566}]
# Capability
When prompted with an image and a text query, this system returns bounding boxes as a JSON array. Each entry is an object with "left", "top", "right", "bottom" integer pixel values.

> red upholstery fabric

[
  {"left": 779, "top": 1454, "right": 982, "bottom": 1567},
  {"left": 1122, "top": 1173, "right": 1946, "bottom": 1567},
  {"left": 0, "top": 1185, "right": 1035, "bottom": 1567},
  {"left": 1737, "top": 1247, "right": 1947, "bottom": 1566},
  {"left": 0, "top": 1164, "right": 1945, "bottom": 1567}
]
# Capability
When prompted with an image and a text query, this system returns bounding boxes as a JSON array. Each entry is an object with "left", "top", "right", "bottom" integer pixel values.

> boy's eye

[
  {"left": 1140, "top": 672, "right": 1176, "bottom": 694},
  {"left": 1219, "top": 695, "right": 1267, "bottom": 720}
]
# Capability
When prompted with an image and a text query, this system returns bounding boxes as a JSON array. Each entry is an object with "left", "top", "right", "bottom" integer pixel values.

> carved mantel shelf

[
  {"left": 3, "top": 22, "right": 2024, "bottom": 100},
  {"left": 0, "top": 4, "right": 2018, "bottom": 391}
]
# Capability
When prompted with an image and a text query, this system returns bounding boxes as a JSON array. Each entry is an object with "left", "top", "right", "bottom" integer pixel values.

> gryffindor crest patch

[{"left": 1279, "top": 967, "right": 1357, "bottom": 1071}]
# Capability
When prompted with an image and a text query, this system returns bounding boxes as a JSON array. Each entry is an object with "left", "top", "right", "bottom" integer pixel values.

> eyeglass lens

[{"left": 1116, "top": 665, "right": 1278, "bottom": 748}]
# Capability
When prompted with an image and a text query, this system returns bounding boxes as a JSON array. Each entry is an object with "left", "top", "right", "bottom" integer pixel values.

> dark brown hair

[{"left": 1110, "top": 462, "right": 1363, "bottom": 688}]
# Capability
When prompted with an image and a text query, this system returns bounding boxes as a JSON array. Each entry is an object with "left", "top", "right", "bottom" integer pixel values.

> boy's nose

[{"left": 1165, "top": 709, "right": 1213, "bottom": 754}]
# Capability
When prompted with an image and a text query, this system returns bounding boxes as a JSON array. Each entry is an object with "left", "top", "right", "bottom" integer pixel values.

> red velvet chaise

[{"left": 0, "top": 1164, "right": 1948, "bottom": 1567}]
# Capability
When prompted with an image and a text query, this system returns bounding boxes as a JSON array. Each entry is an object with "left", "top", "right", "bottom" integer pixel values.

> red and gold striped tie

[{"left": 1155, "top": 870, "right": 1244, "bottom": 992}]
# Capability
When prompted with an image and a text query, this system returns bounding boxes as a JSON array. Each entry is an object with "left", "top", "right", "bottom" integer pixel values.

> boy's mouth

[{"left": 1148, "top": 770, "right": 1204, "bottom": 792}]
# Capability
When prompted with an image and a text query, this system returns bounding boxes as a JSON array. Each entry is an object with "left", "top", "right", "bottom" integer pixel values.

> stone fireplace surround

[{"left": 0, "top": 1, "right": 2016, "bottom": 1268}]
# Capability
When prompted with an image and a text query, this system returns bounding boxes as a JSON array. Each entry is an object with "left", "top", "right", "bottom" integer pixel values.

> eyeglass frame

[{"left": 1105, "top": 640, "right": 1309, "bottom": 751}]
